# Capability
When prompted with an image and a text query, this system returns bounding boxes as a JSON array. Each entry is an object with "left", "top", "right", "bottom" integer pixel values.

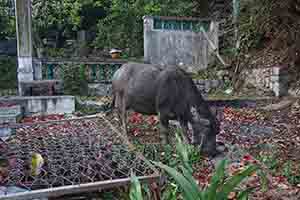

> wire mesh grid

[{"left": 0, "top": 116, "right": 159, "bottom": 198}]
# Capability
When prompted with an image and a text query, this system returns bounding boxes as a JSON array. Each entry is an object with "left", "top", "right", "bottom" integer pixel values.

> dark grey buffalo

[{"left": 111, "top": 62, "right": 219, "bottom": 156}]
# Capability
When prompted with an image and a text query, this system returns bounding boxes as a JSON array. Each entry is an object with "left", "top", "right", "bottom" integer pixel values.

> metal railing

[{"left": 37, "top": 58, "right": 127, "bottom": 83}]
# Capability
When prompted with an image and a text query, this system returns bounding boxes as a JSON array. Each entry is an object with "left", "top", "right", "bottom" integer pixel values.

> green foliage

[
  {"left": 257, "top": 153, "right": 279, "bottom": 173},
  {"left": 0, "top": 57, "right": 17, "bottom": 90},
  {"left": 161, "top": 183, "right": 179, "bottom": 200},
  {"left": 154, "top": 162, "right": 203, "bottom": 200},
  {"left": 238, "top": 0, "right": 272, "bottom": 52},
  {"left": 175, "top": 130, "right": 194, "bottom": 174},
  {"left": 0, "top": 0, "right": 15, "bottom": 40},
  {"left": 31, "top": 0, "right": 109, "bottom": 51},
  {"left": 62, "top": 64, "right": 88, "bottom": 95},
  {"left": 93, "top": 0, "right": 199, "bottom": 57}
]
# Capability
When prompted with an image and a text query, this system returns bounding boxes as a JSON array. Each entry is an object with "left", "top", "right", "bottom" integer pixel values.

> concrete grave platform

[
  {"left": 0, "top": 104, "right": 22, "bottom": 140},
  {"left": 0, "top": 96, "right": 75, "bottom": 116}
]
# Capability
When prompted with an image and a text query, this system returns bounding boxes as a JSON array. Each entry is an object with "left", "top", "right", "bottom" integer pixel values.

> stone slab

[{"left": 0, "top": 96, "right": 75, "bottom": 115}]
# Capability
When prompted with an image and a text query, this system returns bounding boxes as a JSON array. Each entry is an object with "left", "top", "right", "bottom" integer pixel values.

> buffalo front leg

[
  {"left": 179, "top": 118, "right": 190, "bottom": 144},
  {"left": 159, "top": 114, "right": 170, "bottom": 145}
]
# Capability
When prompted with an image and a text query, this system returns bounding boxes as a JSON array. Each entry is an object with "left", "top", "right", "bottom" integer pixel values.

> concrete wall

[
  {"left": 0, "top": 96, "right": 75, "bottom": 115},
  {"left": 143, "top": 16, "right": 218, "bottom": 71}
]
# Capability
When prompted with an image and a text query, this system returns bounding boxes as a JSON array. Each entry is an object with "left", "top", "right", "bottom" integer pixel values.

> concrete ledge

[{"left": 0, "top": 96, "right": 75, "bottom": 115}]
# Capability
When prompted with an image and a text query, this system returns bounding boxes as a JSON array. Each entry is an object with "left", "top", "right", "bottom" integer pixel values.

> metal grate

[{"left": 0, "top": 116, "right": 159, "bottom": 199}]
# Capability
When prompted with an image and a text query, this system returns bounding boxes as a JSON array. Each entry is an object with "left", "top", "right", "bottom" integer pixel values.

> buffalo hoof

[
  {"left": 160, "top": 137, "right": 170, "bottom": 145},
  {"left": 201, "top": 143, "right": 226, "bottom": 159}
]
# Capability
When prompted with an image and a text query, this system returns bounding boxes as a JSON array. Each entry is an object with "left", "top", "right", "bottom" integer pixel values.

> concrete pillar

[
  {"left": 143, "top": 16, "right": 154, "bottom": 64},
  {"left": 14, "top": 0, "right": 34, "bottom": 95}
]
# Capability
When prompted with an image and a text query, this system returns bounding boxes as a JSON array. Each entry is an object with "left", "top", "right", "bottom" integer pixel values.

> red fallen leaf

[
  {"left": 129, "top": 113, "right": 143, "bottom": 124},
  {"left": 132, "top": 128, "right": 141, "bottom": 136},
  {"left": 21, "top": 114, "right": 65, "bottom": 123},
  {"left": 147, "top": 116, "right": 159, "bottom": 126},
  {"left": 243, "top": 154, "right": 254, "bottom": 161},
  {"left": 96, "top": 152, "right": 102, "bottom": 160},
  {"left": 274, "top": 176, "right": 287, "bottom": 183},
  {"left": 194, "top": 174, "right": 208, "bottom": 184}
]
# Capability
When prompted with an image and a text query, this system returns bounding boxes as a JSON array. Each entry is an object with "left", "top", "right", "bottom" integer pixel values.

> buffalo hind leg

[
  {"left": 121, "top": 94, "right": 128, "bottom": 135},
  {"left": 116, "top": 91, "right": 128, "bottom": 135}
]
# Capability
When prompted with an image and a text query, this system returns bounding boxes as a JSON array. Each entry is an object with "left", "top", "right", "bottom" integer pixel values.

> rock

[
  {"left": 0, "top": 127, "right": 15, "bottom": 141},
  {"left": 240, "top": 125, "right": 273, "bottom": 136},
  {"left": 261, "top": 98, "right": 296, "bottom": 111}
]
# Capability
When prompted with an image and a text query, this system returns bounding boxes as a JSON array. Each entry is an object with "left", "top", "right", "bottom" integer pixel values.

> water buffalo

[{"left": 111, "top": 62, "right": 219, "bottom": 156}]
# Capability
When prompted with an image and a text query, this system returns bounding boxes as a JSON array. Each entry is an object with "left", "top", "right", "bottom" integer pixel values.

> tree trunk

[{"left": 193, "top": 0, "right": 209, "bottom": 17}]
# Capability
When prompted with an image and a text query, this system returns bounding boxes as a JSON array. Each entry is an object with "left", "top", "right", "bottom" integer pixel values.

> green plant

[
  {"left": 283, "top": 161, "right": 300, "bottom": 186},
  {"left": 130, "top": 129, "right": 257, "bottom": 200},
  {"left": 154, "top": 159, "right": 257, "bottom": 200},
  {"left": 62, "top": 63, "right": 88, "bottom": 96},
  {"left": 258, "top": 153, "right": 279, "bottom": 173},
  {"left": 130, "top": 172, "right": 143, "bottom": 200}
]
